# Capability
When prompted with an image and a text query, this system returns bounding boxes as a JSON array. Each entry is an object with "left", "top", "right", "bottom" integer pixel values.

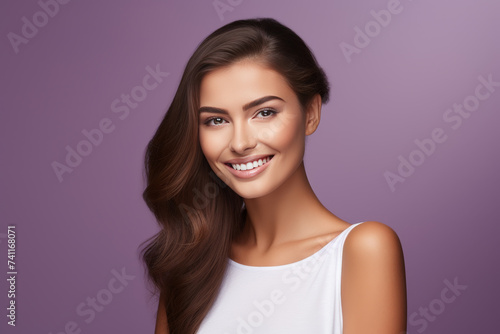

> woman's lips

[{"left": 224, "top": 155, "right": 274, "bottom": 179}]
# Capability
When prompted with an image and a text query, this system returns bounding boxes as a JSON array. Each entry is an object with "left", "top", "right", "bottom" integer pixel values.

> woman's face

[{"left": 198, "top": 60, "right": 314, "bottom": 199}]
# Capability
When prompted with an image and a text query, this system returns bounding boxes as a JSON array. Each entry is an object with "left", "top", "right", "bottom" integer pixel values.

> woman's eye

[
  {"left": 256, "top": 109, "right": 276, "bottom": 118},
  {"left": 205, "top": 117, "right": 226, "bottom": 126}
]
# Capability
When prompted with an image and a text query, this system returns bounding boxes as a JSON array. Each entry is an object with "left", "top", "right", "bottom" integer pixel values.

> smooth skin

[{"left": 154, "top": 60, "right": 407, "bottom": 333}]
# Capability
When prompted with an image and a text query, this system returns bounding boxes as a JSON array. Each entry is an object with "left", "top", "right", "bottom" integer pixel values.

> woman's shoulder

[
  {"left": 341, "top": 220, "right": 405, "bottom": 283},
  {"left": 344, "top": 221, "right": 403, "bottom": 254},
  {"left": 340, "top": 221, "right": 407, "bottom": 331}
]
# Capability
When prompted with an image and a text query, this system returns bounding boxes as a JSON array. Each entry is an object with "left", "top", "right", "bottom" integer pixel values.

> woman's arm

[
  {"left": 341, "top": 221, "right": 407, "bottom": 334},
  {"left": 154, "top": 292, "right": 169, "bottom": 334}
]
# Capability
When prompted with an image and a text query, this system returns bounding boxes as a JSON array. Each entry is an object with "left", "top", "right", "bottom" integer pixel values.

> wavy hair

[{"left": 140, "top": 18, "right": 329, "bottom": 334}]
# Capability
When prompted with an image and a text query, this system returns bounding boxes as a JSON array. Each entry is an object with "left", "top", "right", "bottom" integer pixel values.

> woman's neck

[{"left": 239, "top": 161, "right": 333, "bottom": 252}]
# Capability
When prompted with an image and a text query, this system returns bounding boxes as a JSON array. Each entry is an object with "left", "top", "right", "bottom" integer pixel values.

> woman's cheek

[
  {"left": 268, "top": 115, "right": 302, "bottom": 148},
  {"left": 199, "top": 131, "right": 216, "bottom": 162},
  {"left": 200, "top": 130, "right": 227, "bottom": 166}
]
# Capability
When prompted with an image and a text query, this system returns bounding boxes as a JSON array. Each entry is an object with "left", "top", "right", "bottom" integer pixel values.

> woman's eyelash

[
  {"left": 202, "top": 108, "right": 277, "bottom": 126},
  {"left": 203, "top": 117, "right": 227, "bottom": 126},
  {"left": 255, "top": 108, "right": 277, "bottom": 118}
]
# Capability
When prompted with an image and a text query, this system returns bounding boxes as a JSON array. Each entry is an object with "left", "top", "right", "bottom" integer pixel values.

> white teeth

[{"left": 230, "top": 156, "right": 272, "bottom": 171}]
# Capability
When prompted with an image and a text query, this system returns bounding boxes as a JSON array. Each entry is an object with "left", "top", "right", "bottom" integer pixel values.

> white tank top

[{"left": 197, "top": 222, "right": 364, "bottom": 333}]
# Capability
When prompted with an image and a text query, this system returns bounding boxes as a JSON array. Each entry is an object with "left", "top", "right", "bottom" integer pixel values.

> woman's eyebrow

[
  {"left": 198, "top": 95, "right": 284, "bottom": 114},
  {"left": 242, "top": 95, "right": 284, "bottom": 111}
]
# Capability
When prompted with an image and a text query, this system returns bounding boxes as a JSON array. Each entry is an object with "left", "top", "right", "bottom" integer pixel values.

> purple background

[{"left": 1, "top": 0, "right": 499, "bottom": 333}]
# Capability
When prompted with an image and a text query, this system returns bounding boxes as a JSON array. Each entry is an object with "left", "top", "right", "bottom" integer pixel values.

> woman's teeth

[{"left": 231, "top": 156, "right": 271, "bottom": 171}]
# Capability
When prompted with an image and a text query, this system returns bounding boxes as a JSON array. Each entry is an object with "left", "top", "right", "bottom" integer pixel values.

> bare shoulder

[
  {"left": 344, "top": 220, "right": 403, "bottom": 255},
  {"left": 341, "top": 221, "right": 407, "bottom": 333}
]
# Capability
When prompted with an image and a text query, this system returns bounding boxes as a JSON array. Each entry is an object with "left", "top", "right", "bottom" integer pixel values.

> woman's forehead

[{"left": 198, "top": 61, "right": 295, "bottom": 108}]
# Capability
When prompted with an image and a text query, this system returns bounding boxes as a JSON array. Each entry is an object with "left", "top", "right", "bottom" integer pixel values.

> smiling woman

[
  {"left": 198, "top": 62, "right": 310, "bottom": 199},
  {"left": 140, "top": 18, "right": 406, "bottom": 334}
]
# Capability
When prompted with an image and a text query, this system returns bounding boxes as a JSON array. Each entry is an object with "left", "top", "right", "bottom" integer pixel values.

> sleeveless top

[{"left": 197, "top": 222, "right": 364, "bottom": 333}]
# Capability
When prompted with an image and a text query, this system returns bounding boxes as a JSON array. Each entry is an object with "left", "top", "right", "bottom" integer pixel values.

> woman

[{"left": 141, "top": 18, "right": 406, "bottom": 334}]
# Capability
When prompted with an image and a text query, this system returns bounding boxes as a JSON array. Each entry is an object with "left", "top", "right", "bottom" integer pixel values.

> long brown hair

[{"left": 140, "top": 18, "right": 330, "bottom": 333}]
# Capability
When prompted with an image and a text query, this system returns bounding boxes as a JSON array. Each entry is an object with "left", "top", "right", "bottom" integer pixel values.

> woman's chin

[{"left": 229, "top": 181, "right": 280, "bottom": 200}]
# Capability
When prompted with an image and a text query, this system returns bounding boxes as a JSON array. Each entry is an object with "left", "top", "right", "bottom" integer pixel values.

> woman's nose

[{"left": 229, "top": 122, "right": 257, "bottom": 154}]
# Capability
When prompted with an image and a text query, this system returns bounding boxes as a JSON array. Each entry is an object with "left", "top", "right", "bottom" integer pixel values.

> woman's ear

[{"left": 305, "top": 94, "right": 322, "bottom": 136}]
